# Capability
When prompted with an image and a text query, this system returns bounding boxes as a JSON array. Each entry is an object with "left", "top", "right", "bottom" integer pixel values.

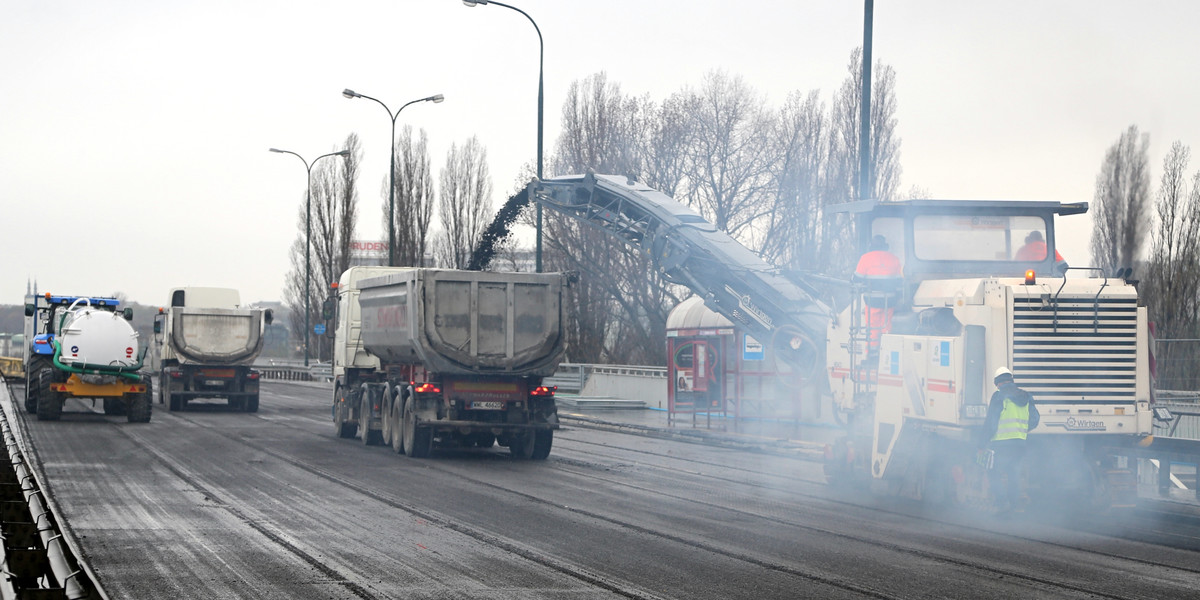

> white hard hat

[{"left": 993, "top": 366, "right": 1013, "bottom": 380}]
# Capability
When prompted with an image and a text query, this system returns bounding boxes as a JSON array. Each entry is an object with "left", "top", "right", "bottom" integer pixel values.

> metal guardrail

[
  {"left": 0, "top": 377, "right": 104, "bottom": 599},
  {"left": 544, "top": 363, "right": 668, "bottom": 395},
  {"left": 253, "top": 361, "right": 332, "bottom": 383},
  {"left": 0, "top": 358, "right": 21, "bottom": 381}
]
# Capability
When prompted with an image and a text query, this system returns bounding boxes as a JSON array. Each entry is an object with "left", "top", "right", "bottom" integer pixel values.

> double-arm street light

[
  {"left": 269, "top": 147, "right": 351, "bottom": 367},
  {"left": 462, "top": 0, "right": 544, "bottom": 272},
  {"left": 342, "top": 89, "right": 444, "bottom": 267}
]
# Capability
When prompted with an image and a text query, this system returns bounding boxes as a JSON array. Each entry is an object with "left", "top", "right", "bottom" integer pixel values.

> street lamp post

[
  {"left": 342, "top": 89, "right": 444, "bottom": 267},
  {"left": 269, "top": 147, "right": 351, "bottom": 367},
  {"left": 462, "top": 0, "right": 544, "bottom": 272}
]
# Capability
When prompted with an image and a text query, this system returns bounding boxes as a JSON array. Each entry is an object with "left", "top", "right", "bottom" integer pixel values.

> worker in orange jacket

[
  {"left": 854, "top": 235, "right": 902, "bottom": 347},
  {"left": 1015, "top": 230, "right": 1069, "bottom": 274}
]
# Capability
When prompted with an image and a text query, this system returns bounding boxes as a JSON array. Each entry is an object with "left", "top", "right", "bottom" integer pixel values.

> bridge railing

[{"left": 254, "top": 360, "right": 331, "bottom": 382}]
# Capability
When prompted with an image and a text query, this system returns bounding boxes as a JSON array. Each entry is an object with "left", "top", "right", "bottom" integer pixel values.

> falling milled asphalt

[{"left": 6, "top": 380, "right": 1200, "bottom": 599}]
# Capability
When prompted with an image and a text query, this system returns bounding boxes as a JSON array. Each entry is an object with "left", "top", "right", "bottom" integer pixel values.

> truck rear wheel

[
  {"left": 127, "top": 390, "right": 152, "bottom": 423},
  {"left": 531, "top": 430, "right": 553, "bottom": 460},
  {"left": 390, "top": 397, "right": 405, "bottom": 454},
  {"left": 246, "top": 394, "right": 259, "bottom": 413},
  {"left": 360, "top": 384, "right": 383, "bottom": 446},
  {"left": 380, "top": 385, "right": 395, "bottom": 448},
  {"left": 403, "top": 398, "right": 431, "bottom": 458},
  {"left": 35, "top": 369, "right": 62, "bottom": 422},
  {"left": 334, "top": 386, "right": 357, "bottom": 439},
  {"left": 510, "top": 430, "right": 552, "bottom": 460}
]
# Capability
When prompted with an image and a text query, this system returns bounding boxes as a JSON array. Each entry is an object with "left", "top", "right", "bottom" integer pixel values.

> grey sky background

[{"left": 3, "top": 1, "right": 1198, "bottom": 306}]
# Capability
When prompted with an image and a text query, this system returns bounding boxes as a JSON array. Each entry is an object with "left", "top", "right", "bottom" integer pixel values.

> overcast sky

[{"left": 3, "top": 0, "right": 1199, "bottom": 307}]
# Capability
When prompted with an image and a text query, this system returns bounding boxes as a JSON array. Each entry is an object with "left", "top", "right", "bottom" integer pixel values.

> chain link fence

[
  {"left": 1156, "top": 338, "right": 1200, "bottom": 392},
  {"left": 1155, "top": 339, "right": 1200, "bottom": 440}
]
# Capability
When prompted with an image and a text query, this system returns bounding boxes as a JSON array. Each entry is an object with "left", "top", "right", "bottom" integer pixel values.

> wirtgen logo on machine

[{"left": 1044, "top": 417, "right": 1108, "bottom": 432}]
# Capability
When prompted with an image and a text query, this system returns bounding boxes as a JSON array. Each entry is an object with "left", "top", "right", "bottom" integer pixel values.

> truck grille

[{"left": 1011, "top": 295, "right": 1138, "bottom": 404}]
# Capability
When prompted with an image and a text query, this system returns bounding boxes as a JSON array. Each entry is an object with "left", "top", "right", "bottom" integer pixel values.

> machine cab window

[{"left": 911, "top": 214, "right": 1049, "bottom": 263}]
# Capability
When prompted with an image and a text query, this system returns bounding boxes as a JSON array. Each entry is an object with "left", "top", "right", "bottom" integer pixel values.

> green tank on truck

[
  {"left": 153, "top": 287, "right": 272, "bottom": 413},
  {"left": 330, "top": 267, "right": 568, "bottom": 459}
]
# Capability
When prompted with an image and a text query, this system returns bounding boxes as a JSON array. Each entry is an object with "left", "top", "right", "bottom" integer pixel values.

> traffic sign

[{"left": 314, "top": 324, "right": 326, "bottom": 335}]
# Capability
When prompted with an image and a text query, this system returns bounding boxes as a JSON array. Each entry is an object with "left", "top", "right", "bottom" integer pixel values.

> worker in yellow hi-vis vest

[{"left": 982, "top": 367, "right": 1040, "bottom": 514}]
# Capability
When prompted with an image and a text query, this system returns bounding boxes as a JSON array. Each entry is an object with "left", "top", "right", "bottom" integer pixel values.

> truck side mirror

[
  {"left": 153, "top": 320, "right": 162, "bottom": 334},
  {"left": 123, "top": 307, "right": 134, "bottom": 321},
  {"left": 264, "top": 308, "right": 274, "bottom": 325},
  {"left": 24, "top": 304, "right": 34, "bottom": 317},
  {"left": 321, "top": 298, "right": 335, "bottom": 320}
]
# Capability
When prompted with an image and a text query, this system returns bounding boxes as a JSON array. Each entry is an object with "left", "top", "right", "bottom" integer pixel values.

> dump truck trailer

[
  {"left": 331, "top": 267, "right": 568, "bottom": 459},
  {"left": 154, "top": 287, "right": 271, "bottom": 412}
]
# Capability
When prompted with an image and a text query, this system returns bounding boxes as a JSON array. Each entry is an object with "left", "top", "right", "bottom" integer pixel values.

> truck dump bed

[
  {"left": 357, "top": 269, "right": 567, "bottom": 376},
  {"left": 168, "top": 308, "right": 266, "bottom": 365}
]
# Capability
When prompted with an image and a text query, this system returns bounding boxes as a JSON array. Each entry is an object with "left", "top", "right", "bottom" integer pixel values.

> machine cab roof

[{"left": 832, "top": 198, "right": 1085, "bottom": 282}]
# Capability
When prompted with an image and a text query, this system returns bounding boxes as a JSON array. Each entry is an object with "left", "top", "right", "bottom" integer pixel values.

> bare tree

[
  {"left": 760, "top": 89, "right": 828, "bottom": 268},
  {"left": 816, "top": 48, "right": 904, "bottom": 278},
  {"left": 643, "top": 91, "right": 693, "bottom": 199},
  {"left": 680, "top": 70, "right": 777, "bottom": 244},
  {"left": 1144, "top": 142, "right": 1200, "bottom": 390},
  {"left": 547, "top": 72, "right": 688, "bottom": 365},
  {"left": 1090, "top": 125, "right": 1152, "bottom": 274},
  {"left": 283, "top": 135, "right": 359, "bottom": 360},
  {"left": 388, "top": 126, "right": 436, "bottom": 266},
  {"left": 435, "top": 137, "right": 493, "bottom": 269},
  {"left": 829, "top": 47, "right": 902, "bottom": 204}
]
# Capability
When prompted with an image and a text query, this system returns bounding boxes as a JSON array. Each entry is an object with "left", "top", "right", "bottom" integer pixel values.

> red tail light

[
  {"left": 530, "top": 385, "right": 556, "bottom": 397},
  {"left": 248, "top": 372, "right": 261, "bottom": 380},
  {"left": 414, "top": 383, "right": 441, "bottom": 394},
  {"left": 170, "top": 371, "right": 184, "bottom": 378},
  {"left": 34, "top": 339, "right": 48, "bottom": 345}
]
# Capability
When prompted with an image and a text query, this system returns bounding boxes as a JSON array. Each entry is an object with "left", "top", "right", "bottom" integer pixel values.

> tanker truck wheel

[
  {"left": 127, "top": 390, "right": 152, "bottom": 423},
  {"left": 402, "top": 398, "right": 432, "bottom": 458},
  {"left": 35, "top": 369, "right": 62, "bottom": 422},
  {"left": 103, "top": 398, "right": 127, "bottom": 416},
  {"left": 246, "top": 394, "right": 259, "bottom": 413}
]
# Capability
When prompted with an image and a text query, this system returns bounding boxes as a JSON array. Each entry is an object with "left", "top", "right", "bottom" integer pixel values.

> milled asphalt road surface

[{"left": 5, "top": 380, "right": 1200, "bottom": 599}]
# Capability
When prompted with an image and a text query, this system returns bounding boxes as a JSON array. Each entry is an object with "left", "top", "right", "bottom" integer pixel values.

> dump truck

[
  {"left": 23, "top": 293, "right": 151, "bottom": 422},
  {"left": 331, "top": 267, "right": 567, "bottom": 459},
  {"left": 153, "top": 287, "right": 272, "bottom": 412}
]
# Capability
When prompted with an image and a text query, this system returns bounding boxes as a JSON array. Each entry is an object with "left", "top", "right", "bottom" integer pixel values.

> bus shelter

[{"left": 666, "top": 296, "right": 809, "bottom": 429}]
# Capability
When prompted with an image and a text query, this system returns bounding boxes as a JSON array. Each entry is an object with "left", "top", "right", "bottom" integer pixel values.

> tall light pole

[
  {"left": 342, "top": 89, "right": 444, "bottom": 267},
  {"left": 462, "top": 0, "right": 544, "bottom": 272},
  {"left": 858, "top": 0, "right": 874, "bottom": 201},
  {"left": 269, "top": 147, "right": 351, "bottom": 367}
]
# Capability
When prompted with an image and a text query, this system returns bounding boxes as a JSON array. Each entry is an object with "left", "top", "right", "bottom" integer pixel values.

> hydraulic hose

[{"left": 50, "top": 340, "right": 143, "bottom": 382}]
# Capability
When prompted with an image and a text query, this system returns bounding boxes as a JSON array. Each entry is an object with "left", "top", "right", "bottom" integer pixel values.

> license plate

[
  {"left": 470, "top": 401, "right": 505, "bottom": 410},
  {"left": 205, "top": 379, "right": 225, "bottom": 386}
]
